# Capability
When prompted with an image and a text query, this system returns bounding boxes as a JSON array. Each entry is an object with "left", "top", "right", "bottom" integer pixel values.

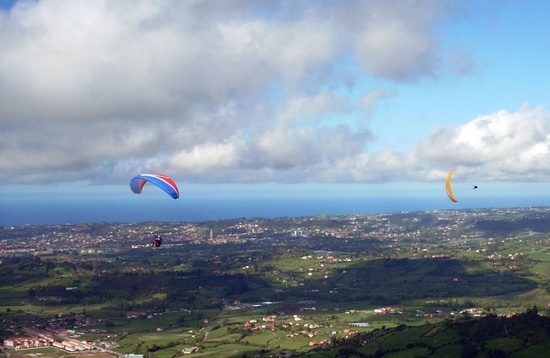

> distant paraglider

[
  {"left": 445, "top": 168, "right": 458, "bottom": 203},
  {"left": 151, "top": 235, "right": 162, "bottom": 247},
  {"left": 130, "top": 174, "right": 180, "bottom": 199}
]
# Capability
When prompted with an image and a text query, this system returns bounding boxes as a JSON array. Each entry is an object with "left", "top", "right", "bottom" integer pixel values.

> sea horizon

[{"left": 1, "top": 193, "right": 549, "bottom": 227}]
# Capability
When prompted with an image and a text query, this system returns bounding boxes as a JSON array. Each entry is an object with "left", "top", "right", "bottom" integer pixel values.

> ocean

[{"left": 1, "top": 193, "right": 548, "bottom": 226}]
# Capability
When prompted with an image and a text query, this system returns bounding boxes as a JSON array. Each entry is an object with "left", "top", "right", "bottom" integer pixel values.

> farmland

[{"left": 1, "top": 206, "right": 549, "bottom": 357}]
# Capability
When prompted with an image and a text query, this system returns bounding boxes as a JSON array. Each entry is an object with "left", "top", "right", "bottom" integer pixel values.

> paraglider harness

[{"left": 151, "top": 235, "right": 162, "bottom": 247}]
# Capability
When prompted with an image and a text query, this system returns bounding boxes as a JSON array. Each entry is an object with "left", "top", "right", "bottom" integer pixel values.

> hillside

[
  {"left": 0, "top": 206, "right": 549, "bottom": 357},
  {"left": 304, "top": 307, "right": 550, "bottom": 357}
]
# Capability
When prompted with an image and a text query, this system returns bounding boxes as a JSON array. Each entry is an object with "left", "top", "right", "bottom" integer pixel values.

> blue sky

[{"left": 0, "top": 0, "right": 549, "bottom": 220}]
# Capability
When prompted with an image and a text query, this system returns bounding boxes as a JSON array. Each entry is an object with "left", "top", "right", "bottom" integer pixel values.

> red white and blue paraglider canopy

[{"left": 130, "top": 174, "right": 180, "bottom": 199}]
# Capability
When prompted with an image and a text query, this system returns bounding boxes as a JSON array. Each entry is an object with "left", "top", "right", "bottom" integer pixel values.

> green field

[{"left": 1, "top": 208, "right": 549, "bottom": 357}]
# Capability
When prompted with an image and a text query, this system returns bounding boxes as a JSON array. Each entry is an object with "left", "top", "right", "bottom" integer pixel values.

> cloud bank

[{"left": 0, "top": 0, "right": 548, "bottom": 185}]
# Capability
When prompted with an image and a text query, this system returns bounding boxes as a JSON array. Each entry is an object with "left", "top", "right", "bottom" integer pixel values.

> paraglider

[
  {"left": 445, "top": 168, "right": 458, "bottom": 203},
  {"left": 130, "top": 174, "right": 179, "bottom": 199},
  {"left": 151, "top": 235, "right": 162, "bottom": 247}
]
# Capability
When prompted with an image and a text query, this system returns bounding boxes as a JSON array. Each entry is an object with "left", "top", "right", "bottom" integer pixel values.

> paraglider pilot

[{"left": 151, "top": 235, "right": 162, "bottom": 247}]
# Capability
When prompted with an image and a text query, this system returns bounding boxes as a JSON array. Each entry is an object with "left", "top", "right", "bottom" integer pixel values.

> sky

[{"left": 0, "top": 0, "right": 549, "bottom": 221}]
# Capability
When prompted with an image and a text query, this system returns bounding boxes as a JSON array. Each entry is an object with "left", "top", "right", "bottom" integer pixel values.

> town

[
  {"left": 1, "top": 206, "right": 549, "bottom": 357},
  {"left": 2, "top": 206, "right": 548, "bottom": 255}
]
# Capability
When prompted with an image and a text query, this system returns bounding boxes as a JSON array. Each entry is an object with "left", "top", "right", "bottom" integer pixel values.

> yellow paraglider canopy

[{"left": 445, "top": 168, "right": 458, "bottom": 203}]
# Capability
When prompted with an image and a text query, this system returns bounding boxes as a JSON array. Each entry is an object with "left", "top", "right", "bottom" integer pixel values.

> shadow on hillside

[
  {"left": 473, "top": 217, "right": 550, "bottom": 234},
  {"left": 284, "top": 257, "right": 537, "bottom": 306}
]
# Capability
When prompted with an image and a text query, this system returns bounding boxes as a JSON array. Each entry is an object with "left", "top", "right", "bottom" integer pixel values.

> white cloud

[
  {"left": 292, "top": 104, "right": 550, "bottom": 184},
  {"left": 409, "top": 104, "right": 550, "bottom": 181},
  {"left": 350, "top": 1, "right": 446, "bottom": 80},
  {"left": 8, "top": 0, "right": 533, "bottom": 186},
  {"left": 168, "top": 140, "right": 242, "bottom": 173}
]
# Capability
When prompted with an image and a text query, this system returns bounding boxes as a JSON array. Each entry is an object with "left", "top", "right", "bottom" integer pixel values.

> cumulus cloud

[
  {"left": 348, "top": 0, "right": 447, "bottom": 80},
  {"left": 406, "top": 105, "right": 550, "bottom": 181},
  {"left": 9, "top": 0, "right": 545, "bottom": 186},
  {"left": 274, "top": 104, "right": 549, "bottom": 184},
  {"left": 169, "top": 140, "right": 242, "bottom": 173}
]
